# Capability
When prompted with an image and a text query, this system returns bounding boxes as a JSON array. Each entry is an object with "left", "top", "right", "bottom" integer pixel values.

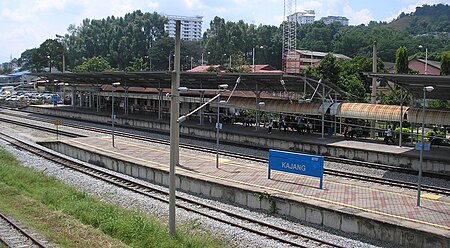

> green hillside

[{"left": 387, "top": 3, "right": 450, "bottom": 35}]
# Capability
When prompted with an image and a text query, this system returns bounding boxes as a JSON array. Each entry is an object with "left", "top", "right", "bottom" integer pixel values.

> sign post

[
  {"left": 52, "top": 119, "right": 61, "bottom": 140},
  {"left": 268, "top": 149, "right": 324, "bottom": 189}
]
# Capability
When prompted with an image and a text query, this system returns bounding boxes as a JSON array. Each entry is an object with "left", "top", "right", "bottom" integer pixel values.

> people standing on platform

[
  {"left": 344, "top": 125, "right": 348, "bottom": 140},
  {"left": 384, "top": 126, "right": 394, "bottom": 144},
  {"left": 281, "top": 118, "right": 287, "bottom": 132},
  {"left": 268, "top": 119, "right": 273, "bottom": 134}
]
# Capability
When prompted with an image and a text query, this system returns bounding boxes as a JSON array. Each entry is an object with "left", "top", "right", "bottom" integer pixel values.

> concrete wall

[
  {"left": 28, "top": 106, "right": 450, "bottom": 175},
  {"left": 40, "top": 140, "right": 450, "bottom": 248}
]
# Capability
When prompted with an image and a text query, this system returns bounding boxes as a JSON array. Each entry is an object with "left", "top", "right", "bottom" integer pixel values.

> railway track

[
  {"left": 0, "top": 212, "right": 48, "bottom": 248},
  {"left": 0, "top": 131, "right": 344, "bottom": 248},
  {"left": 3, "top": 109, "right": 449, "bottom": 178},
  {"left": 1, "top": 110, "right": 449, "bottom": 197}
]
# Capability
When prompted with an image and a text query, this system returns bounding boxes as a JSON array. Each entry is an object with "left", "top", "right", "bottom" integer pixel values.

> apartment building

[{"left": 164, "top": 15, "right": 203, "bottom": 41}]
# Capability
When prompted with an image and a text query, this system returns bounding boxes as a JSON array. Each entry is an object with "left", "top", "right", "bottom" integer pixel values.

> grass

[{"left": 0, "top": 147, "right": 226, "bottom": 248}]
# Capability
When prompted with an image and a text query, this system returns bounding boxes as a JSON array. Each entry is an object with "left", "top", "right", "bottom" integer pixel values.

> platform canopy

[
  {"left": 365, "top": 73, "right": 450, "bottom": 100},
  {"left": 30, "top": 71, "right": 346, "bottom": 100}
]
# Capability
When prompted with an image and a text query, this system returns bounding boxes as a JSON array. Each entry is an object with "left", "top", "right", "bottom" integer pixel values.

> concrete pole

[
  {"left": 371, "top": 41, "right": 377, "bottom": 139},
  {"left": 252, "top": 47, "right": 255, "bottom": 72},
  {"left": 371, "top": 41, "right": 377, "bottom": 104},
  {"left": 158, "top": 88, "right": 163, "bottom": 119},
  {"left": 321, "top": 83, "right": 325, "bottom": 138},
  {"left": 216, "top": 94, "right": 220, "bottom": 168},
  {"left": 169, "top": 20, "right": 181, "bottom": 237},
  {"left": 199, "top": 91, "right": 204, "bottom": 125},
  {"left": 255, "top": 84, "right": 260, "bottom": 131},
  {"left": 417, "top": 89, "right": 426, "bottom": 206},
  {"left": 399, "top": 90, "right": 403, "bottom": 147},
  {"left": 96, "top": 86, "right": 100, "bottom": 112},
  {"left": 111, "top": 88, "right": 115, "bottom": 147}
]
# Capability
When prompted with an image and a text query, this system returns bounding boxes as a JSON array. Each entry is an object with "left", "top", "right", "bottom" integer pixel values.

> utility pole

[
  {"left": 371, "top": 41, "right": 377, "bottom": 104},
  {"left": 168, "top": 20, "right": 181, "bottom": 237},
  {"left": 371, "top": 41, "right": 377, "bottom": 139}
]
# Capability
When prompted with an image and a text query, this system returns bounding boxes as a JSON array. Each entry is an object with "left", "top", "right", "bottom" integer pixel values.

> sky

[{"left": 0, "top": 0, "right": 447, "bottom": 64}]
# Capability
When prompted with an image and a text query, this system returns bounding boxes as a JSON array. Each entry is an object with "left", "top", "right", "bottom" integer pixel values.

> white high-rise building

[
  {"left": 164, "top": 15, "right": 203, "bottom": 41},
  {"left": 287, "top": 10, "right": 315, "bottom": 25},
  {"left": 320, "top": 16, "right": 349, "bottom": 25}
]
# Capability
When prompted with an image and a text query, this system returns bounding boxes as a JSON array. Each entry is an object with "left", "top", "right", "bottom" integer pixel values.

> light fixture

[
  {"left": 424, "top": 86, "right": 434, "bottom": 92},
  {"left": 236, "top": 76, "right": 241, "bottom": 84},
  {"left": 178, "top": 86, "right": 189, "bottom": 92},
  {"left": 218, "top": 84, "right": 229, "bottom": 90},
  {"left": 280, "top": 79, "right": 285, "bottom": 86}
]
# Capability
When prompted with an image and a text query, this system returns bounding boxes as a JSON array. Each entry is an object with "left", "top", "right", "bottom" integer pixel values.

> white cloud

[
  {"left": 343, "top": 5, "right": 373, "bottom": 25},
  {"left": 35, "top": 0, "right": 67, "bottom": 11},
  {"left": 148, "top": 1, "right": 160, "bottom": 9},
  {"left": 384, "top": 0, "right": 442, "bottom": 22},
  {"left": 183, "top": 0, "right": 203, "bottom": 9},
  {"left": 301, "top": 1, "right": 323, "bottom": 10}
]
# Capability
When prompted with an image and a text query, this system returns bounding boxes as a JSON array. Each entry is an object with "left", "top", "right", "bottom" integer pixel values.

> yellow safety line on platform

[
  {"left": 422, "top": 193, "right": 442, "bottom": 200},
  {"left": 99, "top": 137, "right": 450, "bottom": 205},
  {"left": 72, "top": 139, "right": 450, "bottom": 231}
]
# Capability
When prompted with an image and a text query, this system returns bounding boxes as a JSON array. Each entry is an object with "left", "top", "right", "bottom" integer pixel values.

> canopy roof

[
  {"left": 366, "top": 73, "right": 450, "bottom": 100},
  {"left": 30, "top": 71, "right": 345, "bottom": 98}
]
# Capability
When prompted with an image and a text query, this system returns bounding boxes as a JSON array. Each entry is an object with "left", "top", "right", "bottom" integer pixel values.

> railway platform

[
  {"left": 27, "top": 105, "right": 450, "bottom": 175},
  {"left": 41, "top": 135, "right": 450, "bottom": 248}
]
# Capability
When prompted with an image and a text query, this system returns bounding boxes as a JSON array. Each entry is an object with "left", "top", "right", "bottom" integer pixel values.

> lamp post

[
  {"left": 417, "top": 85, "right": 434, "bottom": 206},
  {"left": 47, "top": 55, "right": 51, "bottom": 73},
  {"left": 201, "top": 53, "right": 204, "bottom": 66},
  {"left": 418, "top": 45, "right": 428, "bottom": 75},
  {"left": 252, "top": 46, "right": 264, "bottom": 72},
  {"left": 190, "top": 56, "right": 193, "bottom": 70},
  {"left": 177, "top": 84, "right": 229, "bottom": 169},
  {"left": 215, "top": 84, "right": 228, "bottom": 168},
  {"left": 145, "top": 55, "right": 151, "bottom": 71},
  {"left": 111, "top": 82, "right": 121, "bottom": 147}
]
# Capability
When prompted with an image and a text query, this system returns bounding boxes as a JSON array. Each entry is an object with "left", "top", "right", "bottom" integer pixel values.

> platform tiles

[{"left": 58, "top": 136, "right": 450, "bottom": 244}]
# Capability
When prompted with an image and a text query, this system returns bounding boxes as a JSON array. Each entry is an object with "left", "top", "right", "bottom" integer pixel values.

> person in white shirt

[{"left": 384, "top": 126, "right": 394, "bottom": 144}]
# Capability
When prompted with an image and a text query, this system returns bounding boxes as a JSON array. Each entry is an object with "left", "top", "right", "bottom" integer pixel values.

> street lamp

[
  {"left": 176, "top": 84, "right": 229, "bottom": 168},
  {"left": 215, "top": 84, "right": 228, "bottom": 168},
  {"left": 201, "top": 51, "right": 210, "bottom": 67},
  {"left": 145, "top": 55, "right": 151, "bottom": 71},
  {"left": 418, "top": 45, "right": 428, "bottom": 75},
  {"left": 111, "top": 82, "right": 120, "bottom": 147},
  {"left": 55, "top": 34, "right": 66, "bottom": 73},
  {"left": 417, "top": 85, "right": 434, "bottom": 206},
  {"left": 47, "top": 55, "right": 51, "bottom": 73},
  {"left": 252, "top": 46, "right": 264, "bottom": 72}
]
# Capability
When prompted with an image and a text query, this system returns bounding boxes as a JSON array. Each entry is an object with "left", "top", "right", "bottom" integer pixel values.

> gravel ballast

[{"left": 0, "top": 119, "right": 399, "bottom": 247}]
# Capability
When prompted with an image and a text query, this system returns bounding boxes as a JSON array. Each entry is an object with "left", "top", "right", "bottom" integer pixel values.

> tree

[
  {"left": 441, "top": 51, "right": 450, "bottom": 75},
  {"left": 316, "top": 53, "right": 340, "bottom": 85},
  {"left": 31, "top": 39, "right": 65, "bottom": 72},
  {"left": 125, "top": 57, "right": 147, "bottom": 72},
  {"left": 395, "top": 46, "right": 409, "bottom": 73},
  {"left": 73, "top": 56, "right": 112, "bottom": 72}
]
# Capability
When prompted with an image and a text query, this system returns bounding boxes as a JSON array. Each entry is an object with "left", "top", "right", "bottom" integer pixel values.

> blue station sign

[{"left": 268, "top": 149, "right": 324, "bottom": 189}]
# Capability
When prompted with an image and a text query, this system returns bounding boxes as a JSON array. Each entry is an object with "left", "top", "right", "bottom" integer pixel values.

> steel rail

[{"left": 0, "top": 132, "right": 344, "bottom": 248}]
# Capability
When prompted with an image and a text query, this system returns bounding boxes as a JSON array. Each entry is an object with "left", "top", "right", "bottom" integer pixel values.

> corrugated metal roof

[
  {"left": 407, "top": 108, "right": 450, "bottom": 126},
  {"left": 318, "top": 102, "right": 333, "bottom": 114},
  {"left": 220, "top": 98, "right": 323, "bottom": 116},
  {"left": 337, "top": 103, "right": 408, "bottom": 122}
]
